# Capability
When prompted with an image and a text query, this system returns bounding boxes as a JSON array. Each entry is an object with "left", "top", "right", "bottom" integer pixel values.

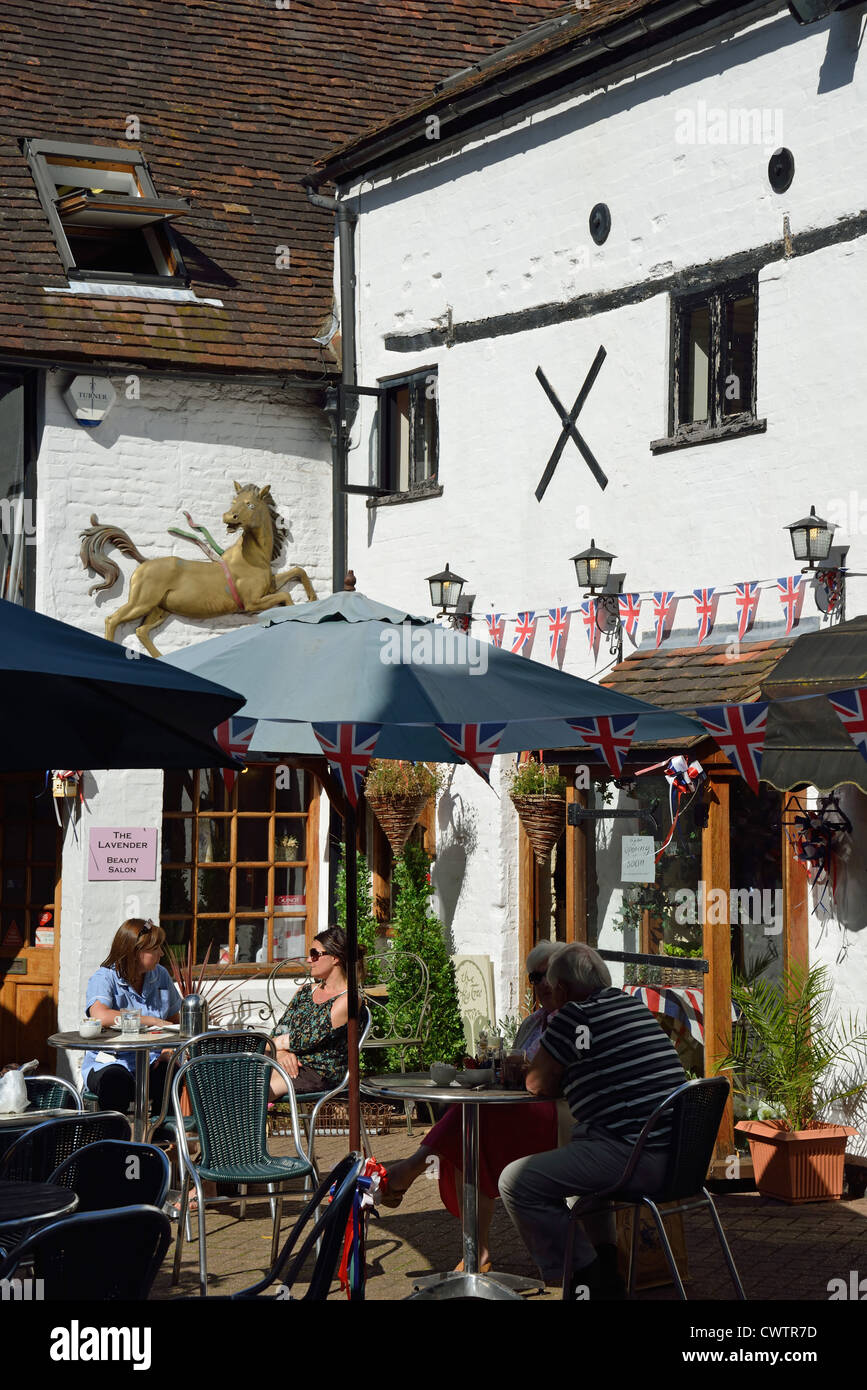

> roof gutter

[{"left": 310, "top": 0, "right": 781, "bottom": 189}]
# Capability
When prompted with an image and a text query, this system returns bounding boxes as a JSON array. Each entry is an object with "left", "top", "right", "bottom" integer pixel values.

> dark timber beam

[{"left": 383, "top": 211, "right": 867, "bottom": 353}]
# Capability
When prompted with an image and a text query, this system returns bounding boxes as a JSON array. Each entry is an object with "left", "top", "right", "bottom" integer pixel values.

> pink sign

[{"left": 88, "top": 827, "right": 158, "bottom": 881}]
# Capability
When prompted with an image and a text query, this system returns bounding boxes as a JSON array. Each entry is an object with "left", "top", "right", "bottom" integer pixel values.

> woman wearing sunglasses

[
  {"left": 83, "top": 918, "right": 183, "bottom": 1113},
  {"left": 269, "top": 926, "right": 360, "bottom": 1098},
  {"left": 380, "top": 940, "right": 561, "bottom": 1272}
]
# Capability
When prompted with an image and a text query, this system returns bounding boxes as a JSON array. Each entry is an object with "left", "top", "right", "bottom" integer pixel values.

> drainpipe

[
  {"left": 302, "top": 179, "right": 359, "bottom": 940},
  {"left": 302, "top": 178, "right": 357, "bottom": 597}
]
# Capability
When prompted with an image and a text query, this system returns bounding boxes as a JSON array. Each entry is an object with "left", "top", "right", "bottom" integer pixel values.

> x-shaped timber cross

[{"left": 535, "top": 345, "right": 608, "bottom": 500}]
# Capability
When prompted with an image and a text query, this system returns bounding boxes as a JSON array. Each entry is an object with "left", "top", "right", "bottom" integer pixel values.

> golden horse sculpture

[{"left": 80, "top": 481, "right": 316, "bottom": 657}]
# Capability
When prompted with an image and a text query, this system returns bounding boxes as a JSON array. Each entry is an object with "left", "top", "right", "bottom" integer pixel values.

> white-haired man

[{"left": 499, "top": 942, "right": 685, "bottom": 1298}]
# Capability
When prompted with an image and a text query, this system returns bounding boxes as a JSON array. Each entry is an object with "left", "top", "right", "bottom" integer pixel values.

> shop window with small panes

[{"left": 160, "top": 765, "right": 318, "bottom": 967}]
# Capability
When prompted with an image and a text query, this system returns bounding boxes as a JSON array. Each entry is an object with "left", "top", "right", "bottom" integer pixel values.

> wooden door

[{"left": 0, "top": 775, "right": 62, "bottom": 1067}]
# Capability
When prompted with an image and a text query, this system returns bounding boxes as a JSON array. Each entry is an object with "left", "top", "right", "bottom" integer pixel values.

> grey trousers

[{"left": 498, "top": 1122, "right": 668, "bottom": 1282}]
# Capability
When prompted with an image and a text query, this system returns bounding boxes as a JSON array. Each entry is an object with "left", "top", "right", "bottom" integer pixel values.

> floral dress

[{"left": 274, "top": 984, "right": 347, "bottom": 1087}]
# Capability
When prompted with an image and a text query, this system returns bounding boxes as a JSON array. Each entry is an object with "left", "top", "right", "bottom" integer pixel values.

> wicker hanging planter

[
  {"left": 364, "top": 761, "right": 442, "bottom": 857},
  {"left": 508, "top": 757, "right": 567, "bottom": 863},
  {"left": 511, "top": 794, "right": 566, "bottom": 862},
  {"left": 367, "top": 790, "right": 430, "bottom": 857}
]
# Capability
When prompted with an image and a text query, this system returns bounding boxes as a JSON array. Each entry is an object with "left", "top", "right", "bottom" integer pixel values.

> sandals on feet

[{"left": 165, "top": 1192, "right": 199, "bottom": 1220}]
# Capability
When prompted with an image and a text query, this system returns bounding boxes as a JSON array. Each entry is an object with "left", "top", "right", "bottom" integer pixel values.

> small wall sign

[
  {"left": 88, "top": 828, "right": 158, "bottom": 881},
  {"left": 621, "top": 835, "right": 656, "bottom": 884}
]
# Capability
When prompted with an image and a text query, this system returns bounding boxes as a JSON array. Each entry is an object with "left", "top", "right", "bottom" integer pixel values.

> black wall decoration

[
  {"left": 535, "top": 346, "right": 608, "bottom": 500},
  {"left": 768, "top": 147, "right": 795, "bottom": 193},
  {"left": 589, "top": 203, "right": 611, "bottom": 245}
]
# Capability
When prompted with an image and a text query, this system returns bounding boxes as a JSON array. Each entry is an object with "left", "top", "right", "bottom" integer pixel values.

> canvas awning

[{"left": 759, "top": 615, "right": 867, "bottom": 793}]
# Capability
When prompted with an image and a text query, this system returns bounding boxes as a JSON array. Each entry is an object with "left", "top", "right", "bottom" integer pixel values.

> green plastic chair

[
  {"left": 26, "top": 1076, "right": 83, "bottom": 1112},
  {"left": 170, "top": 1051, "right": 315, "bottom": 1296}
]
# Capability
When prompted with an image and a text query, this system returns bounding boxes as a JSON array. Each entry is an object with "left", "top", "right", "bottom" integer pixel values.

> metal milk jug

[{"left": 181, "top": 994, "right": 209, "bottom": 1036}]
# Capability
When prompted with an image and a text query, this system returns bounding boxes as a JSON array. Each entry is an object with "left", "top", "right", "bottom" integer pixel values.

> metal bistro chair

[
  {"left": 287, "top": 1005, "right": 373, "bottom": 1172},
  {"left": 561, "top": 1077, "right": 746, "bottom": 1302},
  {"left": 48, "top": 1139, "right": 171, "bottom": 1212},
  {"left": 0, "top": 1205, "right": 171, "bottom": 1300},
  {"left": 147, "top": 1027, "right": 275, "bottom": 1143},
  {"left": 170, "top": 1051, "right": 316, "bottom": 1296},
  {"left": 0, "top": 1110, "right": 131, "bottom": 1183},
  {"left": 266, "top": 962, "right": 375, "bottom": 1163},
  {"left": 362, "top": 951, "right": 431, "bottom": 1134},
  {"left": 230, "top": 1152, "right": 366, "bottom": 1301},
  {"left": 25, "top": 1075, "right": 83, "bottom": 1112}
]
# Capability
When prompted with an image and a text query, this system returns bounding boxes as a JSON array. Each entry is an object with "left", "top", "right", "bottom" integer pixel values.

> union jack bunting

[
  {"left": 312, "top": 722, "right": 382, "bottom": 806},
  {"left": 694, "top": 702, "right": 769, "bottom": 795},
  {"left": 693, "top": 588, "right": 717, "bottom": 644},
  {"left": 511, "top": 611, "right": 537, "bottom": 656},
  {"left": 734, "top": 581, "right": 760, "bottom": 642},
  {"left": 547, "top": 607, "right": 571, "bottom": 665},
  {"left": 652, "top": 591, "right": 677, "bottom": 649},
  {"left": 485, "top": 613, "right": 506, "bottom": 648},
  {"left": 777, "top": 575, "right": 805, "bottom": 636},
  {"left": 827, "top": 688, "right": 867, "bottom": 762},
  {"left": 215, "top": 716, "right": 257, "bottom": 793},
  {"left": 436, "top": 722, "right": 507, "bottom": 784},
  {"left": 618, "top": 593, "right": 642, "bottom": 645},
  {"left": 579, "top": 600, "right": 600, "bottom": 658},
  {"left": 566, "top": 714, "right": 638, "bottom": 777}
]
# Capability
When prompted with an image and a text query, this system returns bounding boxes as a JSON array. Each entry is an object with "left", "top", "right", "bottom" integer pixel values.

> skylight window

[{"left": 23, "top": 139, "right": 191, "bottom": 284}]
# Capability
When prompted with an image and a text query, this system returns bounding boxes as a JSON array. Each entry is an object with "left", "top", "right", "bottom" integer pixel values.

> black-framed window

[
  {"left": 653, "top": 277, "right": 764, "bottom": 453},
  {"left": 23, "top": 138, "right": 190, "bottom": 286},
  {"left": 378, "top": 368, "right": 438, "bottom": 494}
]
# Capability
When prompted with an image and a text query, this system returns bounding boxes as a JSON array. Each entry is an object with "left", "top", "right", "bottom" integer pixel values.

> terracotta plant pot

[
  {"left": 510, "top": 794, "right": 566, "bottom": 862},
  {"left": 736, "top": 1120, "right": 857, "bottom": 1204},
  {"left": 366, "top": 790, "right": 430, "bottom": 857}
]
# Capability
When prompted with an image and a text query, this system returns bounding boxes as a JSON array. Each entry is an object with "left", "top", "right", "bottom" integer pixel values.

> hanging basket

[
  {"left": 659, "top": 965, "right": 705, "bottom": 988},
  {"left": 511, "top": 794, "right": 566, "bottom": 862},
  {"left": 367, "top": 791, "right": 430, "bottom": 857}
]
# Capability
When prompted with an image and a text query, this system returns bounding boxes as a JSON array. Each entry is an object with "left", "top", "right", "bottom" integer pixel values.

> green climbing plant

[
  {"left": 384, "top": 844, "right": 466, "bottom": 1070},
  {"left": 335, "top": 849, "right": 381, "bottom": 984}
]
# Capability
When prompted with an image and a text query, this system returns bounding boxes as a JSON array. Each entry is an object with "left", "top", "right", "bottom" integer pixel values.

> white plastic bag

[{"left": 0, "top": 1067, "right": 28, "bottom": 1113}]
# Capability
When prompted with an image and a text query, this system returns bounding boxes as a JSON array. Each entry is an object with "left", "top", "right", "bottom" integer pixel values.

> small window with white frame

[
  {"left": 379, "top": 367, "right": 439, "bottom": 494},
  {"left": 23, "top": 138, "right": 190, "bottom": 284}
]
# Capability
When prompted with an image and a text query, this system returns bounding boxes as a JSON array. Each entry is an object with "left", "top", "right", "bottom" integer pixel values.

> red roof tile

[
  {"left": 315, "top": 0, "right": 717, "bottom": 182},
  {"left": 601, "top": 639, "right": 794, "bottom": 751},
  {"left": 0, "top": 0, "right": 566, "bottom": 375}
]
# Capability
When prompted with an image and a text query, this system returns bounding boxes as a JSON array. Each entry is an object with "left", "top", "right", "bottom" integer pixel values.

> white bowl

[{"left": 79, "top": 1021, "right": 102, "bottom": 1038}]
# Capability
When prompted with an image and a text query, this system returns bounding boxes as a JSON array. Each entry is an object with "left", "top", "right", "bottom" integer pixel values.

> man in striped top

[{"left": 499, "top": 942, "right": 685, "bottom": 1297}]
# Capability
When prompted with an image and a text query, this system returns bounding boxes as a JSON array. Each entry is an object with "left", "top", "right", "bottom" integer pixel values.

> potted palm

[
  {"left": 508, "top": 757, "right": 566, "bottom": 862},
  {"left": 364, "top": 760, "right": 442, "bottom": 857},
  {"left": 717, "top": 964, "right": 867, "bottom": 1203}
]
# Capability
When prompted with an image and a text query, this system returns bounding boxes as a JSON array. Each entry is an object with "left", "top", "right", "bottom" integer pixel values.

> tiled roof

[
  {"left": 601, "top": 637, "right": 794, "bottom": 749},
  {"left": 315, "top": 0, "right": 724, "bottom": 182},
  {"left": 0, "top": 0, "right": 566, "bottom": 376}
]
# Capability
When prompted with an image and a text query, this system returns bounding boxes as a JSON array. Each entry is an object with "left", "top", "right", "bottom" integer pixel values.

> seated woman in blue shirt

[{"left": 83, "top": 918, "right": 183, "bottom": 1114}]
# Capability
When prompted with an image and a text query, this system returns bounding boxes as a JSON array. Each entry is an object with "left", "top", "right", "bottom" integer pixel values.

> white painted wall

[
  {"left": 343, "top": 9, "right": 867, "bottom": 1018},
  {"left": 35, "top": 374, "right": 332, "bottom": 1049}
]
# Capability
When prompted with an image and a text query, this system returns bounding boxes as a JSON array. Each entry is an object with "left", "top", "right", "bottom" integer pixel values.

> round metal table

[
  {"left": 363, "top": 1071, "right": 547, "bottom": 1301},
  {"left": 0, "top": 1180, "right": 78, "bottom": 1231},
  {"left": 48, "top": 1028, "right": 190, "bottom": 1142},
  {"left": 0, "top": 1108, "right": 80, "bottom": 1132}
]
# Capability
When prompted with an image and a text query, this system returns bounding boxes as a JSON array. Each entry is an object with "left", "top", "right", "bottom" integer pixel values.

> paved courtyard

[{"left": 151, "top": 1119, "right": 867, "bottom": 1303}]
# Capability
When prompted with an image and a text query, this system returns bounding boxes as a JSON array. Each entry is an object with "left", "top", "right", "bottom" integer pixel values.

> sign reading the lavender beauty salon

[{"left": 88, "top": 828, "right": 158, "bottom": 880}]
